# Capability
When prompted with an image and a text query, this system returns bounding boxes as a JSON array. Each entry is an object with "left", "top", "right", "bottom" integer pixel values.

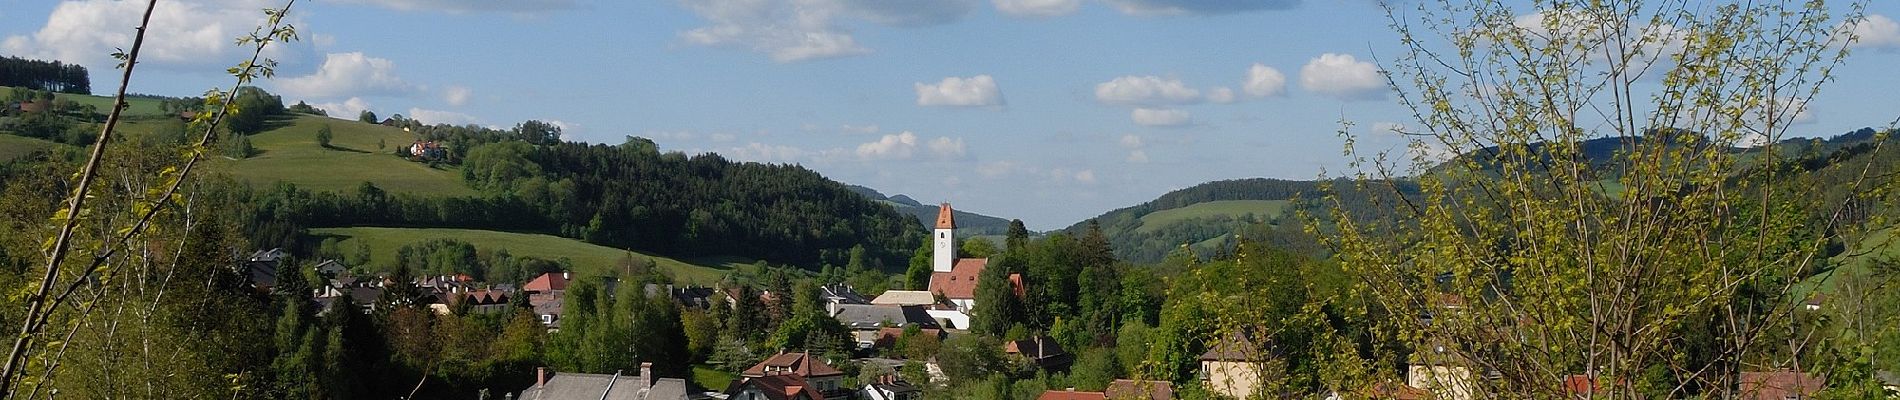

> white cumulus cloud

[
  {"left": 443, "top": 85, "right": 472, "bottom": 106},
  {"left": 1095, "top": 75, "right": 1201, "bottom": 106},
  {"left": 406, "top": 108, "right": 481, "bottom": 126},
  {"left": 678, "top": 0, "right": 976, "bottom": 63},
  {"left": 276, "top": 52, "right": 416, "bottom": 99},
  {"left": 1205, "top": 87, "right": 1236, "bottom": 104},
  {"left": 1299, "top": 53, "right": 1387, "bottom": 101},
  {"left": 1244, "top": 63, "right": 1287, "bottom": 98},
  {"left": 1842, "top": 14, "right": 1900, "bottom": 50},
  {"left": 1, "top": 0, "right": 300, "bottom": 70},
  {"left": 328, "top": 0, "right": 576, "bottom": 13},
  {"left": 857, "top": 132, "right": 920, "bottom": 160},
  {"left": 311, "top": 97, "right": 374, "bottom": 121},
  {"left": 1131, "top": 108, "right": 1191, "bottom": 127},
  {"left": 916, "top": 75, "right": 1004, "bottom": 107},
  {"left": 927, "top": 136, "right": 969, "bottom": 160},
  {"left": 1104, "top": 0, "right": 1299, "bottom": 16},
  {"left": 993, "top": 0, "right": 1080, "bottom": 17}
]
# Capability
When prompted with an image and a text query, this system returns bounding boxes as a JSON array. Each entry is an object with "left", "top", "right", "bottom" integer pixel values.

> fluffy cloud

[
  {"left": 927, "top": 136, "right": 969, "bottom": 160},
  {"left": 1131, "top": 108, "right": 1191, "bottom": 127},
  {"left": 1104, "top": 0, "right": 1299, "bottom": 16},
  {"left": 993, "top": 0, "right": 1080, "bottom": 17},
  {"left": 1, "top": 0, "right": 299, "bottom": 69},
  {"left": 443, "top": 85, "right": 472, "bottom": 106},
  {"left": 854, "top": 131, "right": 970, "bottom": 161},
  {"left": 678, "top": 0, "right": 976, "bottom": 62},
  {"left": 1842, "top": 14, "right": 1900, "bottom": 50},
  {"left": 276, "top": 52, "right": 415, "bottom": 99},
  {"left": 1120, "top": 134, "right": 1149, "bottom": 163},
  {"left": 1095, "top": 75, "right": 1201, "bottom": 106},
  {"left": 1299, "top": 53, "right": 1386, "bottom": 101},
  {"left": 916, "top": 75, "right": 1005, "bottom": 107},
  {"left": 406, "top": 108, "right": 481, "bottom": 126},
  {"left": 1243, "top": 63, "right": 1287, "bottom": 98},
  {"left": 311, "top": 97, "right": 374, "bottom": 121},
  {"left": 857, "top": 132, "right": 920, "bottom": 160},
  {"left": 1205, "top": 87, "right": 1236, "bottom": 104},
  {"left": 327, "top": 0, "right": 577, "bottom": 13}
]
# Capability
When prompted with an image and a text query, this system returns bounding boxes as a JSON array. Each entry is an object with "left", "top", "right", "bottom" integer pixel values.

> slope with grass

[
  {"left": 0, "top": 134, "right": 66, "bottom": 162},
  {"left": 310, "top": 227, "right": 740, "bottom": 284},
  {"left": 216, "top": 114, "right": 476, "bottom": 196},
  {"left": 1134, "top": 200, "right": 1288, "bottom": 234},
  {"left": 1, "top": 86, "right": 169, "bottom": 117}
]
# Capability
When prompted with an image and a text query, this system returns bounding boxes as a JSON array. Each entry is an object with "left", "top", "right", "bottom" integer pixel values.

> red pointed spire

[{"left": 935, "top": 203, "right": 956, "bottom": 229}]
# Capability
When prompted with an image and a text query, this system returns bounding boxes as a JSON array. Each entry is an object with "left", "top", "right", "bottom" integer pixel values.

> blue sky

[{"left": 5, "top": 0, "right": 1900, "bottom": 230}]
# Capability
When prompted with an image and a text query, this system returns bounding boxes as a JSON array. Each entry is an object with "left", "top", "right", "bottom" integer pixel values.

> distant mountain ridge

[{"left": 845, "top": 185, "right": 1014, "bottom": 235}]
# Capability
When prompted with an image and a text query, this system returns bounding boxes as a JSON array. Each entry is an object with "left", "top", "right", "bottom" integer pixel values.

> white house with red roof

[{"left": 925, "top": 203, "right": 1021, "bottom": 330}]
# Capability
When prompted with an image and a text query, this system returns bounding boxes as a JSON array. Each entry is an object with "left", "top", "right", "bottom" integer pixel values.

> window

[{"left": 939, "top": 232, "right": 946, "bottom": 239}]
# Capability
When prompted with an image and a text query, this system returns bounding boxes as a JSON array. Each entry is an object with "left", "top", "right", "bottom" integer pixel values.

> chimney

[
  {"left": 640, "top": 362, "right": 655, "bottom": 389},
  {"left": 536, "top": 367, "right": 547, "bottom": 388}
]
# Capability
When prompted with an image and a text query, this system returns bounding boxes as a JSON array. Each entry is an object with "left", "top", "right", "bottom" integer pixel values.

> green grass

[
  {"left": 690, "top": 365, "right": 737, "bottom": 392},
  {"left": 0, "top": 134, "right": 66, "bottom": 162},
  {"left": 1, "top": 86, "right": 168, "bottom": 117},
  {"left": 1136, "top": 200, "right": 1290, "bottom": 234},
  {"left": 216, "top": 114, "right": 476, "bottom": 196},
  {"left": 310, "top": 227, "right": 731, "bottom": 284},
  {"left": 1800, "top": 226, "right": 1900, "bottom": 298}
]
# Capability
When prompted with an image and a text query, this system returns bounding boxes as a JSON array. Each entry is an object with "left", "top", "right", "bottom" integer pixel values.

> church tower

[{"left": 933, "top": 203, "right": 956, "bottom": 273}]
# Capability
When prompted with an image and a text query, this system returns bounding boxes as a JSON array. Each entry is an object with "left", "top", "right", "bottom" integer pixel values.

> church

[{"left": 926, "top": 203, "right": 1022, "bottom": 326}]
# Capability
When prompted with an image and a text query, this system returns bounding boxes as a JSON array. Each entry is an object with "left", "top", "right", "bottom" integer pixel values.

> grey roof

[
  {"left": 832, "top": 304, "right": 938, "bottom": 330},
  {"left": 518, "top": 372, "right": 688, "bottom": 400},
  {"left": 822, "top": 284, "right": 870, "bottom": 305}
]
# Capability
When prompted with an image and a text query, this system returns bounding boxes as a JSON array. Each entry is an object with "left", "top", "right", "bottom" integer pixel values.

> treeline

[
  {"left": 0, "top": 56, "right": 90, "bottom": 94},
  {"left": 460, "top": 140, "right": 924, "bottom": 268},
  {"left": 1061, "top": 178, "right": 1414, "bottom": 263}
]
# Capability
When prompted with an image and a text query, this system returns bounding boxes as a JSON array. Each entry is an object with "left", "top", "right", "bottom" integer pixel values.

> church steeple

[{"left": 934, "top": 203, "right": 956, "bottom": 273}]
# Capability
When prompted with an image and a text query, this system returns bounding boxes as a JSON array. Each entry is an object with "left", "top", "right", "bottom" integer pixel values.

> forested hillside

[{"left": 1062, "top": 178, "right": 1411, "bottom": 263}]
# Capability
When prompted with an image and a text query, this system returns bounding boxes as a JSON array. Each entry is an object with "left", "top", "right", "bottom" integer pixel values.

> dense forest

[{"left": 0, "top": 56, "right": 90, "bottom": 94}]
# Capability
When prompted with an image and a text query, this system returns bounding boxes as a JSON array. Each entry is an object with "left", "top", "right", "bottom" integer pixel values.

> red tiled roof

[
  {"left": 524, "top": 272, "right": 569, "bottom": 293},
  {"left": 935, "top": 204, "right": 956, "bottom": 229},
  {"left": 1740, "top": 370, "right": 1824, "bottom": 400},
  {"left": 743, "top": 352, "right": 844, "bottom": 378},
  {"left": 727, "top": 374, "right": 825, "bottom": 400},
  {"left": 1356, "top": 381, "right": 1433, "bottom": 400},
  {"left": 1104, "top": 380, "right": 1175, "bottom": 400},
  {"left": 928, "top": 258, "right": 989, "bottom": 300},
  {"left": 1038, "top": 390, "right": 1106, "bottom": 400}
]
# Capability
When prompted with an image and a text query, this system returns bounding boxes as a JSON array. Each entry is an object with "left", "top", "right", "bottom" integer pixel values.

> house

[
  {"left": 821, "top": 284, "right": 871, "bottom": 315},
  {"left": 1004, "top": 336, "right": 1073, "bottom": 370},
  {"left": 517, "top": 363, "right": 688, "bottom": 400},
  {"left": 1199, "top": 331, "right": 1282, "bottom": 400},
  {"left": 1405, "top": 343, "right": 1475, "bottom": 400},
  {"left": 313, "top": 259, "right": 347, "bottom": 277},
  {"left": 1104, "top": 379, "right": 1175, "bottom": 400},
  {"left": 437, "top": 289, "right": 513, "bottom": 315},
  {"left": 860, "top": 376, "right": 921, "bottom": 400},
  {"left": 1739, "top": 370, "right": 1824, "bottom": 400},
  {"left": 242, "top": 248, "right": 288, "bottom": 294},
  {"left": 527, "top": 272, "right": 572, "bottom": 328},
  {"left": 923, "top": 204, "right": 1025, "bottom": 329},
  {"left": 863, "top": 327, "right": 946, "bottom": 352},
  {"left": 870, "top": 291, "right": 939, "bottom": 307},
  {"left": 644, "top": 284, "right": 719, "bottom": 309},
  {"left": 1350, "top": 381, "right": 1434, "bottom": 400},
  {"left": 727, "top": 374, "right": 827, "bottom": 400},
  {"left": 740, "top": 352, "right": 850, "bottom": 399},
  {"left": 834, "top": 304, "right": 940, "bottom": 330},
  {"left": 1037, "top": 390, "right": 1106, "bottom": 400}
]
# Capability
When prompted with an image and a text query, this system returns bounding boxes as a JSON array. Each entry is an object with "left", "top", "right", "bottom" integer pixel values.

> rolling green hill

[
  {"left": 1, "top": 86, "right": 169, "bottom": 117},
  {"left": 214, "top": 114, "right": 476, "bottom": 196},
  {"left": 310, "top": 227, "right": 740, "bottom": 284},
  {"left": 0, "top": 134, "right": 65, "bottom": 161},
  {"left": 1135, "top": 200, "right": 1289, "bottom": 234}
]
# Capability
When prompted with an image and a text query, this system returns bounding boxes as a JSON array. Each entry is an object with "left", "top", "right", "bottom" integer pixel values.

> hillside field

[
  {"left": 311, "top": 227, "right": 741, "bottom": 284},
  {"left": 217, "top": 114, "right": 477, "bottom": 196},
  {"left": 1135, "top": 200, "right": 1289, "bottom": 234},
  {"left": 0, "top": 134, "right": 64, "bottom": 161}
]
